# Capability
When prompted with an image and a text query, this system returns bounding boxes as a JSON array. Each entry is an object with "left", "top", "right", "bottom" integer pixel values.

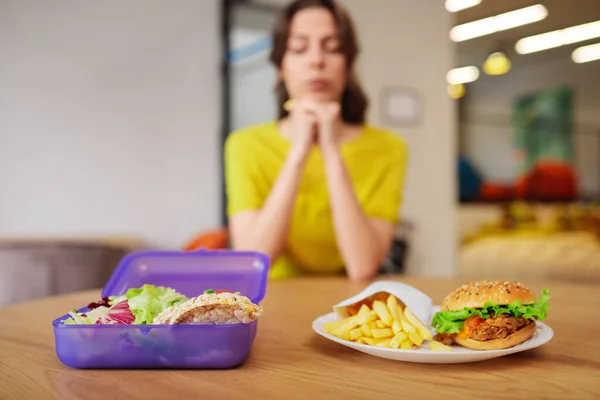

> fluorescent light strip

[
  {"left": 515, "top": 20, "right": 600, "bottom": 54},
  {"left": 445, "top": 0, "right": 481, "bottom": 13},
  {"left": 572, "top": 42, "right": 600, "bottom": 63},
  {"left": 450, "top": 4, "right": 548, "bottom": 42},
  {"left": 447, "top": 66, "right": 480, "bottom": 84}
]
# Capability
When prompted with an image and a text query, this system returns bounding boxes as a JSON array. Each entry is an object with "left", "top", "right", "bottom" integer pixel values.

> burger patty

[
  {"left": 434, "top": 315, "right": 533, "bottom": 345},
  {"left": 434, "top": 332, "right": 456, "bottom": 346},
  {"left": 471, "top": 315, "right": 532, "bottom": 341}
]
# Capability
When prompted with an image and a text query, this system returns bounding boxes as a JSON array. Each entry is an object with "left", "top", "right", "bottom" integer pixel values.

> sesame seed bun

[
  {"left": 453, "top": 321, "right": 536, "bottom": 351},
  {"left": 441, "top": 281, "right": 536, "bottom": 311}
]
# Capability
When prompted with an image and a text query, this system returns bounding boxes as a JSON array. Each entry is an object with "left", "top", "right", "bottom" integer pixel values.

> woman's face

[{"left": 281, "top": 7, "right": 347, "bottom": 103}]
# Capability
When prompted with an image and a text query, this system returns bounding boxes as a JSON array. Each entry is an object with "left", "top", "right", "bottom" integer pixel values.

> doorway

[{"left": 220, "top": 0, "right": 281, "bottom": 225}]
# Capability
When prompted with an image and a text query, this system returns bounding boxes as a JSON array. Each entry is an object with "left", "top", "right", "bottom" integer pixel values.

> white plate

[{"left": 312, "top": 306, "right": 554, "bottom": 364}]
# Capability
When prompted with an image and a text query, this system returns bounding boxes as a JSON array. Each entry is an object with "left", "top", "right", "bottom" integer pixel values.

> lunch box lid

[{"left": 101, "top": 249, "right": 270, "bottom": 304}]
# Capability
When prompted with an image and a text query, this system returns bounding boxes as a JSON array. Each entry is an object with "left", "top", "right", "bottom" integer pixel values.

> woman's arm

[
  {"left": 314, "top": 103, "right": 396, "bottom": 281},
  {"left": 228, "top": 100, "right": 317, "bottom": 261},
  {"left": 228, "top": 145, "right": 308, "bottom": 261},
  {"left": 321, "top": 143, "right": 396, "bottom": 281}
]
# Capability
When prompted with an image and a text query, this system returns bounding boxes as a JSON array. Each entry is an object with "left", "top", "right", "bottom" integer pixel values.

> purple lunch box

[{"left": 51, "top": 249, "right": 270, "bottom": 369}]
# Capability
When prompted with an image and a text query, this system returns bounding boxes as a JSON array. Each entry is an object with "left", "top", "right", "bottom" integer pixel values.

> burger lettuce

[{"left": 431, "top": 288, "right": 551, "bottom": 334}]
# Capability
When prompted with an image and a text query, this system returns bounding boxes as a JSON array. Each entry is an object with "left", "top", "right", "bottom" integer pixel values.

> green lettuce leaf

[
  {"left": 109, "top": 284, "right": 188, "bottom": 324},
  {"left": 431, "top": 288, "right": 551, "bottom": 334}
]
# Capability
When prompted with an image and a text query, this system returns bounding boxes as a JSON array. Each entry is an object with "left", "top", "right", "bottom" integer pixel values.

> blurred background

[{"left": 1, "top": 0, "right": 599, "bottom": 307}]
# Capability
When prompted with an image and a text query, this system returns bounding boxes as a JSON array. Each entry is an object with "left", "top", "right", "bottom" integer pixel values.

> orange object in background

[
  {"left": 478, "top": 182, "right": 515, "bottom": 202},
  {"left": 516, "top": 161, "right": 578, "bottom": 201},
  {"left": 183, "top": 228, "right": 229, "bottom": 251}
]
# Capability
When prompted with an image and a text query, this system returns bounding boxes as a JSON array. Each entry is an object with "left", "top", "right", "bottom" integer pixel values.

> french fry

[
  {"left": 336, "top": 331, "right": 351, "bottom": 341},
  {"left": 400, "top": 340, "right": 413, "bottom": 350},
  {"left": 391, "top": 320, "right": 402, "bottom": 335},
  {"left": 396, "top": 301, "right": 405, "bottom": 314},
  {"left": 376, "top": 338, "right": 393, "bottom": 348},
  {"left": 360, "top": 323, "right": 372, "bottom": 338},
  {"left": 372, "top": 300, "right": 394, "bottom": 326},
  {"left": 371, "top": 328, "right": 393, "bottom": 339},
  {"left": 350, "top": 328, "right": 362, "bottom": 341},
  {"left": 409, "top": 331, "right": 424, "bottom": 347},
  {"left": 401, "top": 319, "right": 416, "bottom": 333},
  {"left": 324, "top": 319, "right": 347, "bottom": 333},
  {"left": 356, "top": 311, "right": 378, "bottom": 325},
  {"left": 327, "top": 293, "right": 435, "bottom": 352},
  {"left": 404, "top": 308, "right": 433, "bottom": 341},
  {"left": 363, "top": 337, "right": 390, "bottom": 346},
  {"left": 389, "top": 332, "right": 408, "bottom": 349},
  {"left": 396, "top": 305, "right": 408, "bottom": 323},
  {"left": 358, "top": 304, "right": 371, "bottom": 316},
  {"left": 429, "top": 341, "right": 453, "bottom": 352},
  {"left": 330, "top": 316, "right": 360, "bottom": 338},
  {"left": 386, "top": 295, "right": 399, "bottom": 319}
]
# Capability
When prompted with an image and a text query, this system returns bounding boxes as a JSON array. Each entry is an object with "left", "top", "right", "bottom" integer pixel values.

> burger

[{"left": 431, "top": 281, "right": 550, "bottom": 350}]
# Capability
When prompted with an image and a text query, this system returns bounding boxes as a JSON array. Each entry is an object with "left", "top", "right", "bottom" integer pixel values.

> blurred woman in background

[{"left": 225, "top": 0, "right": 408, "bottom": 281}]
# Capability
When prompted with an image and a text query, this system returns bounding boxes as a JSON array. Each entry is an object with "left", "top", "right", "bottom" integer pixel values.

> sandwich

[
  {"left": 431, "top": 281, "right": 550, "bottom": 350},
  {"left": 153, "top": 289, "right": 263, "bottom": 325}
]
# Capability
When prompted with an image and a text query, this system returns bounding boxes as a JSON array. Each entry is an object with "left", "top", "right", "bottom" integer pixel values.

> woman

[{"left": 225, "top": 0, "right": 408, "bottom": 281}]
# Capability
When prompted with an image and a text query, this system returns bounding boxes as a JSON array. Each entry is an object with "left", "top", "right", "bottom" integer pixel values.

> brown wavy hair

[{"left": 269, "top": 0, "right": 368, "bottom": 124}]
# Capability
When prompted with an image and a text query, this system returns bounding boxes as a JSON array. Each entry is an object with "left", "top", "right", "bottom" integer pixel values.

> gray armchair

[{"left": 0, "top": 238, "right": 145, "bottom": 308}]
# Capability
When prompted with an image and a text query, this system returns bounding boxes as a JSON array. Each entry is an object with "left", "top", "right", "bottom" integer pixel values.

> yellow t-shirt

[{"left": 224, "top": 121, "right": 409, "bottom": 279}]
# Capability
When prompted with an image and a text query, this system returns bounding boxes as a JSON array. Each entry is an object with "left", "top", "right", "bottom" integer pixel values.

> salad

[
  {"left": 62, "top": 284, "right": 189, "bottom": 325},
  {"left": 61, "top": 285, "right": 262, "bottom": 325}
]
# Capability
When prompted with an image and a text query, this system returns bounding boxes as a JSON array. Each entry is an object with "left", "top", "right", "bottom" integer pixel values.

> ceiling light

[
  {"left": 515, "top": 20, "right": 600, "bottom": 54},
  {"left": 447, "top": 66, "right": 480, "bottom": 84},
  {"left": 572, "top": 42, "right": 600, "bottom": 63},
  {"left": 448, "top": 83, "right": 466, "bottom": 99},
  {"left": 483, "top": 52, "right": 512, "bottom": 75},
  {"left": 450, "top": 4, "right": 548, "bottom": 42},
  {"left": 445, "top": 0, "right": 481, "bottom": 13}
]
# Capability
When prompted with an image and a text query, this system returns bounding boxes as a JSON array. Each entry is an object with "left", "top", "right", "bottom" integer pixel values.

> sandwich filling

[
  {"left": 434, "top": 314, "right": 534, "bottom": 345},
  {"left": 152, "top": 289, "right": 263, "bottom": 325}
]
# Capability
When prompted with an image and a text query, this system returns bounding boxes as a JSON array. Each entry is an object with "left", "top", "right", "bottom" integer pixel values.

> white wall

[
  {"left": 463, "top": 56, "right": 600, "bottom": 195},
  {"left": 0, "top": 0, "right": 221, "bottom": 248},
  {"left": 340, "top": 0, "right": 457, "bottom": 277}
]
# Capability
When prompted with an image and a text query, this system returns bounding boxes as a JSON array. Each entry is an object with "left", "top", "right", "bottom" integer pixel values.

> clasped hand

[{"left": 287, "top": 99, "right": 341, "bottom": 154}]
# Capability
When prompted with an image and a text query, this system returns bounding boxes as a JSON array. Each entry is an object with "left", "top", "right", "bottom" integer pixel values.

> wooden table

[{"left": 1, "top": 276, "right": 599, "bottom": 399}]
